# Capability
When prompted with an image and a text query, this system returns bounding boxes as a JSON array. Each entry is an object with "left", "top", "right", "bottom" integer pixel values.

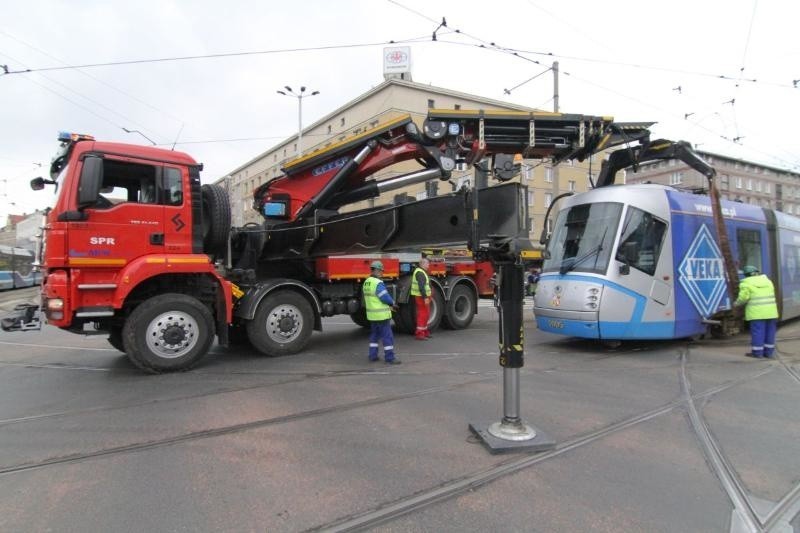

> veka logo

[
  {"left": 171, "top": 213, "right": 185, "bottom": 232},
  {"left": 678, "top": 224, "right": 727, "bottom": 317}
]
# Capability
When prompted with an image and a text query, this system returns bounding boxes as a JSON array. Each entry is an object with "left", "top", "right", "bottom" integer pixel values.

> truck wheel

[
  {"left": 246, "top": 291, "right": 313, "bottom": 356},
  {"left": 201, "top": 184, "right": 231, "bottom": 257},
  {"left": 442, "top": 284, "right": 476, "bottom": 329},
  {"left": 396, "top": 289, "right": 444, "bottom": 334},
  {"left": 122, "top": 293, "right": 214, "bottom": 373},
  {"left": 350, "top": 308, "right": 369, "bottom": 328},
  {"left": 428, "top": 288, "right": 444, "bottom": 331},
  {"left": 395, "top": 304, "right": 415, "bottom": 334},
  {"left": 108, "top": 326, "right": 125, "bottom": 352}
]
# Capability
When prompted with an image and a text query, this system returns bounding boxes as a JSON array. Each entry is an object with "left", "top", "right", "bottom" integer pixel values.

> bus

[{"left": 0, "top": 245, "right": 41, "bottom": 290}]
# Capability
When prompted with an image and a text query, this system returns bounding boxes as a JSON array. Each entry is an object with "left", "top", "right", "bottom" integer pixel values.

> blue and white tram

[
  {"left": 533, "top": 183, "right": 800, "bottom": 340},
  {"left": 0, "top": 245, "right": 41, "bottom": 290}
]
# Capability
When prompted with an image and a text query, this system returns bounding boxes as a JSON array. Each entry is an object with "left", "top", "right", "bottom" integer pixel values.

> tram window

[
  {"left": 542, "top": 202, "right": 622, "bottom": 274},
  {"left": 615, "top": 207, "right": 667, "bottom": 276},
  {"left": 736, "top": 229, "right": 762, "bottom": 273}
]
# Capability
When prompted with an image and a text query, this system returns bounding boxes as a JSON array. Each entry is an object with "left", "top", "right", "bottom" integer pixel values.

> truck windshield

[{"left": 542, "top": 202, "right": 623, "bottom": 275}]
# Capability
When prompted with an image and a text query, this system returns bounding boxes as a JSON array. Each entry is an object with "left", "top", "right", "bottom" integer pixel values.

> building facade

[
  {"left": 215, "top": 78, "right": 603, "bottom": 257},
  {"left": 625, "top": 152, "right": 800, "bottom": 214}
]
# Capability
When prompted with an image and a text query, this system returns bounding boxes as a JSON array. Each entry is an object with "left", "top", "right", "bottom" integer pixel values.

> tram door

[{"left": 608, "top": 206, "right": 671, "bottom": 337}]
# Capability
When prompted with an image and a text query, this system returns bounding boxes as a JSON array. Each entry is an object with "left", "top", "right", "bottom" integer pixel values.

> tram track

[
  {"left": 308, "top": 353, "right": 779, "bottom": 532},
  {"left": 2, "top": 335, "right": 798, "bottom": 531},
  {"left": 0, "top": 375, "right": 494, "bottom": 477}
]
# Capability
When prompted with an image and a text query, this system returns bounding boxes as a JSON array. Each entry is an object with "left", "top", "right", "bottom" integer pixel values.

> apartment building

[{"left": 625, "top": 152, "right": 800, "bottom": 214}]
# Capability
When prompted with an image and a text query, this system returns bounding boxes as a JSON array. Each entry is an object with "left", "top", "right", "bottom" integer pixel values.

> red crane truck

[{"left": 3, "top": 109, "right": 659, "bottom": 373}]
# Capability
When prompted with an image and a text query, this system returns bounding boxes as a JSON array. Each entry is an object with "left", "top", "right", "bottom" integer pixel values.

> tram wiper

[{"left": 559, "top": 227, "right": 608, "bottom": 275}]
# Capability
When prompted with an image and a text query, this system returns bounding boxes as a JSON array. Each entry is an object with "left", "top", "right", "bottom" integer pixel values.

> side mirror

[
  {"left": 77, "top": 156, "right": 104, "bottom": 208},
  {"left": 30, "top": 177, "right": 46, "bottom": 191}
]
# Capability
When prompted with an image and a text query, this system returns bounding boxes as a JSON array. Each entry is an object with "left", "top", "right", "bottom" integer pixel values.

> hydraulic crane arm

[
  {"left": 253, "top": 109, "right": 655, "bottom": 224},
  {"left": 594, "top": 138, "right": 716, "bottom": 188}
]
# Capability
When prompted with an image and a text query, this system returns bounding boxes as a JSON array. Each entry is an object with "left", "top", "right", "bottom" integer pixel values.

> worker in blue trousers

[
  {"left": 736, "top": 265, "right": 779, "bottom": 358},
  {"left": 363, "top": 260, "right": 401, "bottom": 365}
]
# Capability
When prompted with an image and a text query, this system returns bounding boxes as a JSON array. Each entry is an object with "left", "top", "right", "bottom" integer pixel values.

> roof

[{"left": 220, "top": 78, "right": 544, "bottom": 179}]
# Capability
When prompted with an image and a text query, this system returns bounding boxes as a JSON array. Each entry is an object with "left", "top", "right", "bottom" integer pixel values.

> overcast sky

[{"left": 1, "top": 0, "right": 797, "bottom": 221}]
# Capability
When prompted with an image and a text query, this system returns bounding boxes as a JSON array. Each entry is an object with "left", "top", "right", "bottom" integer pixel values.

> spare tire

[{"left": 201, "top": 184, "right": 231, "bottom": 256}]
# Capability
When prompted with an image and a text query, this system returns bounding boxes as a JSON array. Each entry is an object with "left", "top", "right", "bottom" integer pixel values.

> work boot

[
  {"left": 385, "top": 359, "right": 402, "bottom": 365},
  {"left": 745, "top": 352, "right": 764, "bottom": 358}
]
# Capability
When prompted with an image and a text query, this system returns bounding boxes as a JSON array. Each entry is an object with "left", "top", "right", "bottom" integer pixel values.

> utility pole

[{"left": 551, "top": 61, "right": 560, "bottom": 225}]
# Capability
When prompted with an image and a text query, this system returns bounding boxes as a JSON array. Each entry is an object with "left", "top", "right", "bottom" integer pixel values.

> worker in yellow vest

[
  {"left": 735, "top": 265, "right": 779, "bottom": 358},
  {"left": 363, "top": 261, "right": 401, "bottom": 364},
  {"left": 411, "top": 257, "right": 432, "bottom": 340}
]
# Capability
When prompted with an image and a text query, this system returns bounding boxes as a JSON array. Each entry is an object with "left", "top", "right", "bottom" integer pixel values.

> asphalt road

[{"left": 1, "top": 287, "right": 799, "bottom": 532}]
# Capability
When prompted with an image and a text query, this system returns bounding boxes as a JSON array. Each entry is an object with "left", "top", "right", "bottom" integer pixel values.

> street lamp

[{"left": 276, "top": 85, "right": 320, "bottom": 155}]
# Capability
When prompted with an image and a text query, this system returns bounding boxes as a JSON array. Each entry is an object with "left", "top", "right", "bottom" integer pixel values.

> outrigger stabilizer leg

[{"left": 469, "top": 238, "right": 555, "bottom": 454}]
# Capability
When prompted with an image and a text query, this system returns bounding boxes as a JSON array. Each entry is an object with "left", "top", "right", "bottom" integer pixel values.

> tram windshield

[{"left": 543, "top": 202, "right": 623, "bottom": 275}]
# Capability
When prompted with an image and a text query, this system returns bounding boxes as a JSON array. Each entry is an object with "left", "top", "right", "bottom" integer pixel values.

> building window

[
  {"left": 528, "top": 190, "right": 535, "bottom": 206},
  {"left": 545, "top": 167, "right": 553, "bottom": 183},
  {"left": 568, "top": 180, "right": 576, "bottom": 192},
  {"left": 522, "top": 165, "right": 531, "bottom": 181},
  {"left": 755, "top": 180, "right": 762, "bottom": 192},
  {"left": 340, "top": 117, "right": 345, "bottom": 127},
  {"left": 454, "top": 104, "right": 461, "bottom": 110},
  {"left": 427, "top": 99, "right": 435, "bottom": 108},
  {"left": 721, "top": 174, "right": 729, "bottom": 190},
  {"left": 293, "top": 143, "right": 297, "bottom": 153},
  {"left": 765, "top": 182, "right": 771, "bottom": 193},
  {"left": 746, "top": 178, "right": 753, "bottom": 191},
  {"left": 544, "top": 192, "right": 553, "bottom": 208},
  {"left": 327, "top": 125, "right": 332, "bottom": 134},
  {"left": 735, "top": 176, "right": 742, "bottom": 189},
  {"left": 670, "top": 172, "right": 683, "bottom": 185}
]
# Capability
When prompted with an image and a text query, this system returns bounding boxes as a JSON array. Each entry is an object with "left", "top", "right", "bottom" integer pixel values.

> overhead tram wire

[
  {"left": 0, "top": 29, "right": 187, "bottom": 134},
  {"left": 0, "top": 35, "right": 434, "bottom": 76},
  {"left": 0, "top": 51, "right": 168, "bottom": 144},
  {"left": 562, "top": 68, "right": 799, "bottom": 170}
]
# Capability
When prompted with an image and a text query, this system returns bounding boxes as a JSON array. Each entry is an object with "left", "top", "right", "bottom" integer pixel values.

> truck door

[
  {"left": 69, "top": 157, "right": 167, "bottom": 268},
  {"left": 160, "top": 165, "right": 193, "bottom": 254}
]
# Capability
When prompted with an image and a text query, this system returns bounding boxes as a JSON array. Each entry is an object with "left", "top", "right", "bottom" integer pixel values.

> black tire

[
  {"left": 428, "top": 287, "right": 444, "bottom": 331},
  {"left": 442, "top": 284, "right": 476, "bottom": 329},
  {"left": 108, "top": 326, "right": 125, "bottom": 352},
  {"left": 201, "top": 184, "right": 231, "bottom": 257},
  {"left": 122, "top": 293, "right": 215, "bottom": 373},
  {"left": 246, "top": 291, "right": 313, "bottom": 357},
  {"left": 395, "top": 303, "right": 415, "bottom": 334},
  {"left": 350, "top": 308, "right": 369, "bottom": 328},
  {"left": 396, "top": 288, "right": 444, "bottom": 334}
]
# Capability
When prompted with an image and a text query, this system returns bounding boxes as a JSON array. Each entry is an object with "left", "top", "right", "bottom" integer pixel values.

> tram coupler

[
  {"left": 469, "top": 247, "right": 554, "bottom": 454},
  {"left": 1, "top": 304, "right": 42, "bottom": 332}
]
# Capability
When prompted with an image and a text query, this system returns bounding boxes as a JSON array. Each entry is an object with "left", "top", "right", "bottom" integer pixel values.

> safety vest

[
  {"left": 363, "top": 276, "right": 392, "bottom": 321},
  {"left": 410, "top": 267, "right": 429, "bottom": 297},
  {"left": 735, "top": 274, "right": 779, "bottom": 321}
]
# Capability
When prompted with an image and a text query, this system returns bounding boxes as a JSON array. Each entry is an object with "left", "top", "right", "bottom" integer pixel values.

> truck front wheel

[
  {"left": 122, "top": 294, "right": 215, "bottom": 373},
  {"left": 246, "top": 291, "right": 313, "bottom": 356}
]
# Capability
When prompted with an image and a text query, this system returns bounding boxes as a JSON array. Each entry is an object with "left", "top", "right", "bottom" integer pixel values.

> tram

[
  {"left": 533, "top": 183, "right": 800, "bottom": 340},
  {"left": 0, "top": 245, "right": 41, "bottom": 290}
]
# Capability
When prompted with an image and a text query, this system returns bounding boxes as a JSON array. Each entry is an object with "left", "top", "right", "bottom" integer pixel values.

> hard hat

[
  {"left": 370, "top": 260, "right": 384, "bottom": 271},
  {"left": 743, "top": 265, "right": 759, "bottom": 276}
]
